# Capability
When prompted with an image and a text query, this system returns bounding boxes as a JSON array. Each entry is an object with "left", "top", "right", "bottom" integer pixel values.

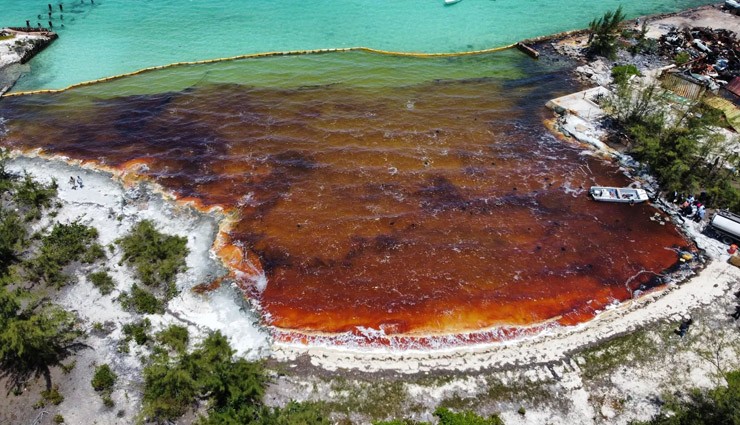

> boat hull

[{"left": 589, "top": 186, "right": 649, "bottom": 203}]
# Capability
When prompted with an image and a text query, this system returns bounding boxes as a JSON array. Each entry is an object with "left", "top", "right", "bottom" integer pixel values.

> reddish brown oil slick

[{"left": 0, "top": 76, "right": 690, "bottom": 346}]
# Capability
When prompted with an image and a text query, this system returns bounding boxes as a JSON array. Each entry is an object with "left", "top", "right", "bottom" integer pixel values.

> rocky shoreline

[{"left": 0, "top": 28, "right": 56, "bottom": 94}]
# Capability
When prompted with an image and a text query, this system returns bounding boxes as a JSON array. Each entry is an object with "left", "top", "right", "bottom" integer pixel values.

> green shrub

[
  {"left": 142, "top": 355, "right": 199, "bottom": 421},
  {"left": 117, "top": 220, "right": 188, "bottom": 294},
  {"left": 41, "top": 385, "right": 64, "bottom": 405},
  {"left": 122, "top": 318, "right": 151, "bottom": 346},
  {"left": 81, "top": 243, "right": 106, "bottom": 263},
  {"left": 88, "top": 271, "right": 115, "bottom": 295},
  {"left": 434, "top": 407, "right": 505, "bottom": 425},
  {"left": 0, "top": 305, "right": 82, "bottom": 383},
  {"left": 143, "top": 331, "right": 267, "bottom": 423},
  {"left": 121, "top": 284, "right": 164, "bottom": 314},
  {"left": 156, "top": 324, "right": 189, "bottom": 353},
  {"left": 103, "top": 394, "right": 115, "bottom": 408},
  {"left": 53, "top": 414, "right": 64, "bottom": 424},
  {"left": 14, "top": 174, "right": 57, "bottom": 220},
  {"left": 60, "top": 360, "right": 76, "bottom": 374},
  {"left": 634, "top": 370, "right": 740, "bottom": 424},
  {"left": 91, "top": 364, "right": 117, "bottom": 392},
  {"left": 674, "top": 51, "right": 691, "bottom": 66},
  {"left": 612, "top": 64, "right": 640, "bottom": 85},
  {"left": 28, "top": 222, "right": 101, "bottom": 287}
]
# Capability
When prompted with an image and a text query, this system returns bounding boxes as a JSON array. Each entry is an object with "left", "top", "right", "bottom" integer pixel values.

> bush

[
  {"left": 88, "top": 271, "right": 115, "bottom": 295},
  {"left": 0, "top": 209, "right": 26, "bottom": 275},
  {"left": 14, "top": 174, "right": 57, "bottom": 220},
  {"left": 122, "top": 318, "right": 152, "bottom": 346},
  {"left": 611, "top": 64, "right": 640, "bottom": 85},
  {"left": 91, "top": 364, "right": 117, "bottom": 392},
  {"left": 41, "top": 385, "right": 64, "bottom": 405},
  {"left": 28, "top": 222, "right": 102, "bottom": 287},
  {"left": 117, "top": 220, "right": 188, "bottom": 294},
  {"left": 0, "top": 305, "right": 82, "bottom": 385},
  {"left": 633, "top": 370, "right": 740, "bottom": 424},
  {"left": 143, "top": 331, "right": 267, "bottom": 423},
  {"left": 53, "top": 414, "right": 64, "bottom": 424},
  {"left": 81, "top": 243, "right": 106, "bottom": 263},
  {"left": 102, "top": 394, "right": 115, "bottom": 408},
  {"left": 434, "top": 408, "right": 504, "bottom": 425},
  {"left": 156, "top": 324, "right": 189, "bottom": 353},
  {"left": 674, "top": 51, "right": 691, "bottom": 66},
  {"left": 120, "top": 284, "right": 164, "bottom": 314}
]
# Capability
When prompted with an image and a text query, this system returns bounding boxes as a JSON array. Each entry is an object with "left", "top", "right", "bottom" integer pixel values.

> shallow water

[
  {"left": 0, "top": 51, "right": 691, "bottom": 347},
  {"left": 1, "top": 0, "right": 714, "bottom": 91}
]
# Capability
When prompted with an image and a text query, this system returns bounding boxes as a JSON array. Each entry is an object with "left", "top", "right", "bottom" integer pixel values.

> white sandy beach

[{"left": 4, "top": 154, "right": 270, "bottom": 424}]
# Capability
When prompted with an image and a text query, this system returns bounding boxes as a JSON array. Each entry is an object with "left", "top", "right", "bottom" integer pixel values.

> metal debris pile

[{"left": 659, "top": 26, "right": 739, "bottom": 91}]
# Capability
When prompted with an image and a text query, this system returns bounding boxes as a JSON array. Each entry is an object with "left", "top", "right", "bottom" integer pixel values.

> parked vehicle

[{"left": 708, "top": 210, "right": 740, "bottom": 244}]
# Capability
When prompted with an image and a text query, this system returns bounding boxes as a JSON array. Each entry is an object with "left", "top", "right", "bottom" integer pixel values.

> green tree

[
  {"left": 142, "top": 355, "right": 199, "bottom": 421},
  {"left": 0, "top": 209, "right": 26, "bottom": 276},
  {"left": 14, "top": 173, "right": 57, "bottom": 220},
  {"left": 604, "top": 78, "right": 737, "bottom": 209},
  {"left": 587, "top": 6, "right": 626, "bottom": 59},
  {"left": 0, "top": 305, "right": 83, "bottom": 389}
]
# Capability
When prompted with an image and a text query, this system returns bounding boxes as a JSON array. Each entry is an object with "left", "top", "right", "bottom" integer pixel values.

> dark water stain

[{"left": 0, "top": 65, "right": 692, "bottom": 342}]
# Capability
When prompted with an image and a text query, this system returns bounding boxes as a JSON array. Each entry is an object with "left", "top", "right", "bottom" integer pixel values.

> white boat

[
  {"left": 445, "top": 0, "right": 462, "bottom": 5},
  {"left": 589, "top": 186, "right": 649, "bottom": 204}
]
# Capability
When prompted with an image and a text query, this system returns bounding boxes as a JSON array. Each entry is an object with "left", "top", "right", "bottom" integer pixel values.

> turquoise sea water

[{"left": 1, "top": 0, "right": 715, "bottom": 91}]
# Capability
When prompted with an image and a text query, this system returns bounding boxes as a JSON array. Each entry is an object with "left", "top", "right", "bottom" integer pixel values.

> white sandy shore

[
  {"left": 273, "top": 259, "right": 739, "bottom": 374},
  {"left": 5, "top": 154, "right": 270, "bottom": 424}
]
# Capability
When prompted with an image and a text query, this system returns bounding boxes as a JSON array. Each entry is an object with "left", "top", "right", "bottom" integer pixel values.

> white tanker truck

[{"left": 708, "top": 211, "right": 740, "bottom": 244}]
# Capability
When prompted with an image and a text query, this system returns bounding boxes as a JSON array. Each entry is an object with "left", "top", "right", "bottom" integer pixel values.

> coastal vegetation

[
  {"left": 28, "top": 221, "right": 104, "bottom": 287},
  {"left": 116, "top": 220, "right": 188, "bottom": 294},
  {"left": 116, "top": 220, "right": 188, "bottom": 314},
  {"left": 633, "top": 370, "right": 740, "bottom": 424},
  {"left": 374, "top": 408, "right": 505, "bottom": 425},
  {"left": 88, "top": 270, "right": 115, "bottom": 295},
  {"left": 0, "top": 156, "right": 85, "bottom": 391},
  {"left": 91, "top": 363, "right": 117, "bottom": 407},
  {"left": 604, "top": 78, "right": 739, "bottom": 210},
  {"left": 587, "top": 6, "right": 626, "bottom": 59}
]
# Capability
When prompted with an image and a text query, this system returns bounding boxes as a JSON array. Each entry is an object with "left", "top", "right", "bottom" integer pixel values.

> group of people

[
  {"left": 674, "top": 192, "right": 706, "bottom": 222},
  {"left": 68, "top": 175, "right": 83, "bottom": 190}
]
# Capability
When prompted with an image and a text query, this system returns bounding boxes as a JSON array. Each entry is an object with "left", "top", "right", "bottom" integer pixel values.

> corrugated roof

[
  {"left": 705, "top": 96, "right": 740, "bottom": 133},
  {"left": 727, "top": 77, "right": 740, "bottom": 98},
  {"left": 662, "top": 73, "right": 706, "bottom": 101}
]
